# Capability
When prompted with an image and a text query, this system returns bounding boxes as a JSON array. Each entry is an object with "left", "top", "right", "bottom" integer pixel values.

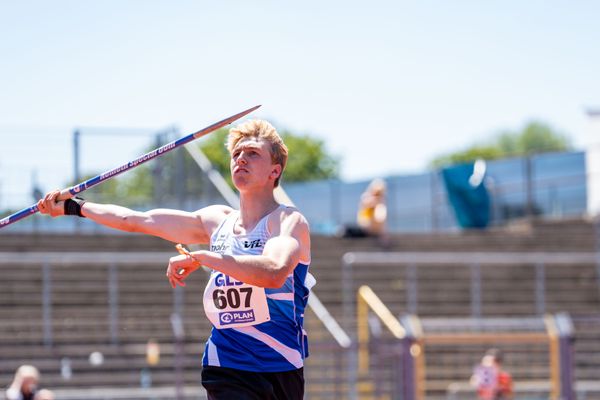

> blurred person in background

[
  {"left": 471, "top": 348, "right": 514, "bottom": 400},
  {"left": 356, "top": 178, "right": 388, "bottom": 238},
  {"left": 340, "top": 178, "right": 389, "bottom": 246},
  {"left": 5, "top": 365, "right": 39, "bottom": 400}
]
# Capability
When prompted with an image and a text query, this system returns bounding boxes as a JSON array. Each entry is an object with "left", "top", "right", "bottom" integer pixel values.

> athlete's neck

[{"left": 237, "top": 189, "right": 279, "bottom": 234}]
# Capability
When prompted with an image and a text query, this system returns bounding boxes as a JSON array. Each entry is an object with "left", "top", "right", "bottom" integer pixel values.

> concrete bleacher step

[
  {"left": 33, "top": 370, "right": 203, "bottom": 389},
  {"left": 0, "top": 338, "right": 194, "bottom": 352},
  {"left": 51, "top": 386, "right": 207, "bottom": 400},
  {"left": 0, "top": 232, "right": 176, "bottom": 252},
  {"left": 0, "top": 217, "right": 598, "bottom": 396}
]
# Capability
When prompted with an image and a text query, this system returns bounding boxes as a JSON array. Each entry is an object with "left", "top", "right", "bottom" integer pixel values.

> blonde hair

[
  {"left": 367, "top": 178, "right": 386, "bottom": 196},
  {"left": 8, "top": 365, "right": 39, "bottom": 395},
  {"left": 227, "top": 119, "right": 288, "bottom": 187},
  {"left": 17, "top": 365, "right": 40, "bottom": 380}
]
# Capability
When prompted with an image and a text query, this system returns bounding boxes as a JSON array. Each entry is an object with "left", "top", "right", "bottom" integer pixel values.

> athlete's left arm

[{"left": 166, "top": 208, "right": 310, "bottom": 289}]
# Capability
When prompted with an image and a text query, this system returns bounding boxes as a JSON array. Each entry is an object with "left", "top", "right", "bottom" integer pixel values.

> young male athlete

[{"left": 37, "top": 119, "right": 313, "bottom": 400}]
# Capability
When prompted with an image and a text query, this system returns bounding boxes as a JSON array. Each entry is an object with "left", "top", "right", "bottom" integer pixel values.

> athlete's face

[
  {"left": 230, "top": 137, "right": 281, "bottom": 191},
  {"left": 21, "top": 376, "right": 38, "bottom": 395}
]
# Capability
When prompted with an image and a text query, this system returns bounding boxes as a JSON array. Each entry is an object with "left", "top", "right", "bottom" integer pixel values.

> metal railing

[
  {"left": 1, "top": 149, "right": 592, "bottom": 235},
  {"left": 357, "top": 285, "right": 414, "bottom": 400},
  {"left": 0, "top": 251, "right": 178, "bottom": 346},
  {"left": 353, "top": 284, "right": 575, "bottom": 400},
  {"left": 0, "top": 250, "right": 352, "bottom": 399},
  {"left": 305, "top": 292, "right": 353, "bottom": 400},
  {"left": 342, "top": 251, "right": 597, "bottom": 400},
  {"left": 343, "top": 251, "right": 600, "bottom": 318},
  {"left": 284, "top": 151, "right": 590, "bottom": 233}
]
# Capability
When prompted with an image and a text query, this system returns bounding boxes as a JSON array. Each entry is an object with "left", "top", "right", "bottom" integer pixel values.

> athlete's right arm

[{"left": 37, "top": 190, "right": 231, "bottom": 244}]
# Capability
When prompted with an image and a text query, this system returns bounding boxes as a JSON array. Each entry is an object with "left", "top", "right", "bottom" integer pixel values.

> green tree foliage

[
  {"left": 281, "top": 131, "right": 340, "bottom": 182},
  {"left": 199, "top": 129, "right": 232, "bottom": 186},
  {"left": 74, "top": 127, "right": 339, "bottom": 205},
  {"left": 72, "top": 167, "right": 155, "bottom": 208},
  {"left": 430, "top": 121, "right": 573, "bottom": 168},
  {"left": 199, "top": 128, "right": 340, "bottom": 186}
]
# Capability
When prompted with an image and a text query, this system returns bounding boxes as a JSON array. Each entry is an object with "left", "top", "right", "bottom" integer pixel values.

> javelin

[{"left": 0, "top": 105, "right": 261, "bottom": 229}]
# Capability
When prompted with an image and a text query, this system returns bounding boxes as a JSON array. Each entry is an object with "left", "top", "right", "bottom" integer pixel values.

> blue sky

[{"left": 1, "top": 1, "right": 599, "bottom": 210}]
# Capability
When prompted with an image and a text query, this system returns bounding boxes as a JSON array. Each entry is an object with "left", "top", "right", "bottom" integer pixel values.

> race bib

[{"left": 203, "top": 271, "right": 270, "bottom": 329}]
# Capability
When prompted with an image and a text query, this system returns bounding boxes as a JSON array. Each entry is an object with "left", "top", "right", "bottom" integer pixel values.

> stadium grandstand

[{"left": 1, "top": 141, "right": 600, "bottom": 400}]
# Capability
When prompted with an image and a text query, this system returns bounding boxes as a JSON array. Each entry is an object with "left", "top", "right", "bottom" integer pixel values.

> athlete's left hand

[{"left": 166, "top": 254, "right": 201, "bottom": 288}]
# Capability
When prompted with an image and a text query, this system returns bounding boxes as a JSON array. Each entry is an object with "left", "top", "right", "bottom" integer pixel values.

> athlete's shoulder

[
  {"left": 193, "top": 204, "right": 235, "bottom": 237},
  {"left": 264, "top": 205, "right": 311, "bottom": 266},
  {"left": 266, "top": 205, "right": 310, "bottom": 248},
  {"left": 271, "top": 205, "right": 309, "bottom": 229}
]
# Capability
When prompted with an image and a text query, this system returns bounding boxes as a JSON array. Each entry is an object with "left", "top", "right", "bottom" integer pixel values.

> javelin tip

[
  {"left": 247, "top": 104, "right": 261, "bottom": 112},
  {"left": 229, "top": 104, "right": 261, "bottom": 120}
]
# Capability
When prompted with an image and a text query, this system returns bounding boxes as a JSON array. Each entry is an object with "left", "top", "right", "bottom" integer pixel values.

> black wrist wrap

[{"left": 64, "top": 197, "right": 86, "bottom": 217}]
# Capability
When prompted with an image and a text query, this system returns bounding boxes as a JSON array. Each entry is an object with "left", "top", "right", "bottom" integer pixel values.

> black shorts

[{"left": 201, "top": 365, "right": 304, "bottom": 400}]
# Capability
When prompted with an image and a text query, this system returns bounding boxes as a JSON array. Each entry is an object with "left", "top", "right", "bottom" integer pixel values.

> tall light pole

[
  {"left": 72, "top": 127, "right": 159, "bottom": 230},
  {"left": 584, "top": 109, "right": 600, "bottom": 218},
  {"left": 72, "top": 127, "right": 161, "bottom": 189}
]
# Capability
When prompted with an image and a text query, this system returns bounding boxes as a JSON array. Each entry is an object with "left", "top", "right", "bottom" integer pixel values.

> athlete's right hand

[
  {"left": 166, "top": 253, "right": 201, "bottom": 288},
  {"left": 37, "top": 190, "right": 66, "bottom": 217}
]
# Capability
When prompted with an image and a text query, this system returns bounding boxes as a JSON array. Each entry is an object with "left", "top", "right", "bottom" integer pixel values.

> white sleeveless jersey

[{"left": 201, "top": 206, "right": 314, "bottom": 372}]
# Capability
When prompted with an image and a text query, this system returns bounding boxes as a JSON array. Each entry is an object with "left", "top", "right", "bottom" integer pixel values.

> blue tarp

[{"left": 441, "top": 163, "right": 490, "bottom": 229}]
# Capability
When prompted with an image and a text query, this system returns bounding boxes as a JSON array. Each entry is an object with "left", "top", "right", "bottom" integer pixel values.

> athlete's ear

[{"left": 271, "top": 165, "right": 282, "bottom": 180}]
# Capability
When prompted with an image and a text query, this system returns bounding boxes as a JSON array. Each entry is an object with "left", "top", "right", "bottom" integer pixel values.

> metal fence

[
  {"left": 0, "top": 251, "right": 353, "bottom": 400},
  {"left": 0, "top": 149, "right": 590, "bottom": 235},
  {"left": 342, "top": 251, "right": 600, "bottom": 400},
  {"left": 286, "top": 151, "right": 588, "bottom": 234},
  {"left": 342, "top": 251, "right": 600, "bottom": 318}
]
